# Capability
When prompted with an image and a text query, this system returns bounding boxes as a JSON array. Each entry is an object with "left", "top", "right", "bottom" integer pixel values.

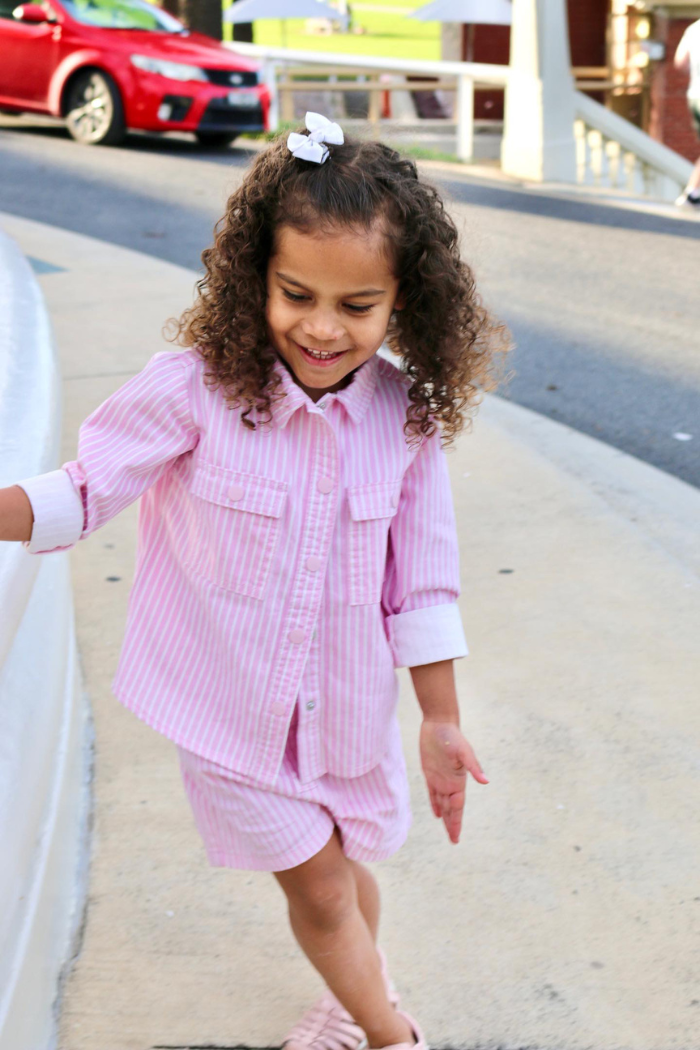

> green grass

[
  {"left": 238, "top": 126, "right": 465, "bottom": 167},
  {"left": 222, "top": 1, "right": 441, "bottom": 61},
  {"left": 396, "top": 144, "right": 464, "bottom": 163}
]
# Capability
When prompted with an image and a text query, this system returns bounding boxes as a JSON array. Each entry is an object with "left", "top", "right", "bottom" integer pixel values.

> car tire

[
  {"left": 65, "top": 70, "right": 125, "bottom": 146},
  {"left": 194, "top": 131, "right": 237, "bottom": 149}
]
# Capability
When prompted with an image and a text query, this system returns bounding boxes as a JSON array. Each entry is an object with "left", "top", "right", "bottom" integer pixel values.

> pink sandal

[
  {"left": 377, "top": 1010, "right": 428, "bottom": 1050},
  {"left": 282, "top": 949, "right": 400, "bottom": 1050},
  {"left": 283, "top": 989, "right": 368, "bottom": 1050}
]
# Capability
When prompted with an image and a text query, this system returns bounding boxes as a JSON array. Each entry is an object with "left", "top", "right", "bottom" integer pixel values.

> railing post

[
  {"left": 456, "top": 74, "right": 474, "bottom": 162},
  {"left": 280, "top": 66, "right": 294, "bottom": 124},
  {"left": 263, "top": 58, "right": 279, "bottom": 132},
  {"left": 368, "top": 73, "right": 381, "bottom": 134}
]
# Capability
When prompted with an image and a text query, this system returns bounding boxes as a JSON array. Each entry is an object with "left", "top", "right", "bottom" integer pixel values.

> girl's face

[{"left": 266, "top": 222, "right": 401, "bottom": 402}]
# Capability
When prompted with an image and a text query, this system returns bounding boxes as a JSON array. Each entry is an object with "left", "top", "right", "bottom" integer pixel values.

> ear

[{"left": 393, "top": 290, "right": 406, "bottom": 312}]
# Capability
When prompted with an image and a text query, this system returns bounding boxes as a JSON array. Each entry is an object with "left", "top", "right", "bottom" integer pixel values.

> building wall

[
  {"left": 463, "top": 0, "right": 608, "bottom": 120},
  {"left": 465, "top": 24, "right": 509, "bottom": 119},
  {"left": 567, "top": 0, "right": 609, "bottom": 67},
  {"left": 448, "top": 0, "right": 699, "bottom": 160}
]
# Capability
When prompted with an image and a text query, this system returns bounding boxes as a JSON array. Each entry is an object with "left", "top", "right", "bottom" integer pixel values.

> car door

[{"left": 0, "top": 2, "right": 60, "bottom": 108}]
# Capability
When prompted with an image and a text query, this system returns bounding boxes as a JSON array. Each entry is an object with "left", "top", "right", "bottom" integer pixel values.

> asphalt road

[{"left": 2, "top": 114, "right": 699, "bottom": 488}]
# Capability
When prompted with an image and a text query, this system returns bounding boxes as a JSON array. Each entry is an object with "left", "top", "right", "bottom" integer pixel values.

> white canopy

[
  {"left": 410, "top": 0, "right": 512, "bottom": 24},
  {"left": 224, "top": 0, "right": 349, "bottom": 25}
]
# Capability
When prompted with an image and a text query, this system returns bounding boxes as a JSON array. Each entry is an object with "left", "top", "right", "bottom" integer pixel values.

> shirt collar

[{"left": 270, "top": 353, "right": 379, "bottom": 428}]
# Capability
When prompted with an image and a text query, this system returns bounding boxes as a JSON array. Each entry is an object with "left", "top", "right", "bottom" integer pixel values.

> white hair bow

[{"left": 287, "top": 112, "right": 344, "bottom": 165}]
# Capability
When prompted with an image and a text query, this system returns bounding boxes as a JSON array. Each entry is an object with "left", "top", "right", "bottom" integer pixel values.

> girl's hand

[
  {"left": 0, "top": 486, "right": 34, "bottom": 543},
  {"left": 419, "top": 720, "right": 489, "bottom": 844}
]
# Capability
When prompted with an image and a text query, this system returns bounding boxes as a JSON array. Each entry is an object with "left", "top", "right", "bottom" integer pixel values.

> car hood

[{"left": 94, "top": 28, "right": 261, "bottom": 71}]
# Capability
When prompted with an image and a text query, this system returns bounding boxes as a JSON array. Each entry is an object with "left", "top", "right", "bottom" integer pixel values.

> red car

[{"left": 0, "top": 0, "right": 270, "bottom": 146}]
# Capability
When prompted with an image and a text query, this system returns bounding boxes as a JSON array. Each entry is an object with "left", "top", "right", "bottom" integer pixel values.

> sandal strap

[{"left": 284, "top": 992, "right": 368, "bottom": 1050}]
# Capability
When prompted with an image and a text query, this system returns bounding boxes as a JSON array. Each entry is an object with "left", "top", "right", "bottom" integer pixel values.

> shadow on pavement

[
  {"left": 0, "top": 116, "right": 258, "bottom": 167},
  {"left": 438, "top": 175, "right": 700, "bottom": 240}
]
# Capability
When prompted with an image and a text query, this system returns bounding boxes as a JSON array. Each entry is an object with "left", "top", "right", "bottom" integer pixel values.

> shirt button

[
  {"left": 306, "top": 700, "right": 316, "bottom": 711},
  {"left": 318, "top": 401, "right": 327, "bottom": 411},
  {"left": 229, "top": 484, "right": 245, "bottom": 501},
  {"left": 288, "top": 628, "right": 305, "bottom": 645},
  {"left": 391, "top": 492, "right": 400, "bottom": 508},
  {"left": 271, "top": 701, "right": 285, "bottom": 716},
  {"left": 317, "top": 477, "right": 334, "bottom": 494},
  {"left": 306, "top": 556, "right": 322, "bottom": 572}
]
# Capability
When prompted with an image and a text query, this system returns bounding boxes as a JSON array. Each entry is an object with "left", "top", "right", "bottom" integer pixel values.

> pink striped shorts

[{"left": 177, "top": 713, "right": 412, "bottom": 871}]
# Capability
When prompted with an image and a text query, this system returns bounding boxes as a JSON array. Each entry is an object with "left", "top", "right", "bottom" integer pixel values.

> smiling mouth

[{"left": 296, "top": 342, "right": 347, "bottom": 362}]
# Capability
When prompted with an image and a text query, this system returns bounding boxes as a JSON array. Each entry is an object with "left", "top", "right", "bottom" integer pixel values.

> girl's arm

[
  {"left": 17, "top": 351, "right": 199, "bottom": 555},
  {"left": 382, "top": 428, "right": 487, "bottom": 843},
  {"left": 409, "top": 658, "right": 460, "bottom": 725},
  {"left": 0, "top": 486, "right": 34, "bottom": 543},
  {"left": 410, "top": 659, "right": 488, "bottom": 845}
]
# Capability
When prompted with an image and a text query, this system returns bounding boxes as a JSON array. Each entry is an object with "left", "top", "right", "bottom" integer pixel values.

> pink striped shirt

[{"left": 20, "top": 350, "right": 467, "bottom": 785}]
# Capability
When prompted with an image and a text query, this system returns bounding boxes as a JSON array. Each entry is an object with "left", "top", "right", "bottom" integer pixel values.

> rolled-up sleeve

[
  {"left": 382, "top": 428, "right": 468, "bottom": 668},
  {"left": 18, "top": 351, "right": 199, "bottom": 554}
]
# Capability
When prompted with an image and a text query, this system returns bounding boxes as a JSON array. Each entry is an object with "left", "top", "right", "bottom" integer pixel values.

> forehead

[{"left": 272, "top": 223, "right": 396, "bottom": 290}]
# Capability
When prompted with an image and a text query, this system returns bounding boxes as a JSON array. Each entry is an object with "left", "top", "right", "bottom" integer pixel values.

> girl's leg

[
  {"left": 275, "top": 831, "right": 414, "bottom": 1049},
  {"left": 347, "top": 857, "right": 380, "bottom": 942}
]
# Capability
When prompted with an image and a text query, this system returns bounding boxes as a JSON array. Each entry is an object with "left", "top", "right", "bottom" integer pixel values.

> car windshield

[{"left": 60, "top": 0, "right": 186, "bottom": 32}]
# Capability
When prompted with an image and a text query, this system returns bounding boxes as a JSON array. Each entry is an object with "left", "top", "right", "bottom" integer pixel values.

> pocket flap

[
  {"left": 191, "top": 465, "right": 288, "bottom": 518},
  {"left": 347, "top": 481, "right": 401, "bottom": 522}
]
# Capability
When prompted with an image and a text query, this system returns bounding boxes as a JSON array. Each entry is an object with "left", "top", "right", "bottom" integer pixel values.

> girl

[{"left": 1, "top": 114, "right": 505, "bottom": 1050}]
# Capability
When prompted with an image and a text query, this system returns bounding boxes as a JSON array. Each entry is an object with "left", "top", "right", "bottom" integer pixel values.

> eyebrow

[{"left": 276, "top": 272, "right": 387, "bottom": 297}]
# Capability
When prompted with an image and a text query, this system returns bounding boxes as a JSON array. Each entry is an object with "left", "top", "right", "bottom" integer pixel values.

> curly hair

[{"left": 167, "top": 131, "right": 509, "bottom": 446}]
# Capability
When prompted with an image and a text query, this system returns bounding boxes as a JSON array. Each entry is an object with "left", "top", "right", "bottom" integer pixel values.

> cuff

[
  {"left": 385, "top": 603, "right": 468, "bottom": 668},
  {"left": 17, "top": 469, "right": 85, "bottom": 554}
]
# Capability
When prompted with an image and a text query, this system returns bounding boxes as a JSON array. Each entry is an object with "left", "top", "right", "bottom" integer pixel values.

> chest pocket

[
  {"left": 184, "top": 465, "right": 288, "bottom": 600},
  {"left": 347, "top": 481, "right": 401, "bottom": 606}
]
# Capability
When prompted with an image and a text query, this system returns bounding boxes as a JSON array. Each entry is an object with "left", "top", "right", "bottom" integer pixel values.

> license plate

[{"left": 227, "top": 91, "right": 259, "bottom": 108}]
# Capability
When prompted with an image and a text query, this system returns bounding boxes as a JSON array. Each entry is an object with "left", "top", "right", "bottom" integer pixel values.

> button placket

[{"left": 265, "top": 413, "right": 337, "bottom": 777}]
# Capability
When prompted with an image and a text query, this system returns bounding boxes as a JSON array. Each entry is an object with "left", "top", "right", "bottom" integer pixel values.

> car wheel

[
  {"left": 194, "top": 131, "right": 236, "bottom": 149},
  {"left": 65, "top": 70, "right": 125, "bottom": 146}
]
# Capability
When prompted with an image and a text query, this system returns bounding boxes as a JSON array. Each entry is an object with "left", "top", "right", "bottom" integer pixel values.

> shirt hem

[{"left": 112, "top": 680, "right": 392, "bottom": 784}]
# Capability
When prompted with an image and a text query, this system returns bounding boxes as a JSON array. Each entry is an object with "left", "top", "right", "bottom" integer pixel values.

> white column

[
  {"left": 457, "top": 75, "right": 475, "bottom": 162},
  {"left": 501, "top": 0, "right": 577, "bottom": 182},
  {"left": 263, "top": 58, "right": 279, "bottom": 132}
]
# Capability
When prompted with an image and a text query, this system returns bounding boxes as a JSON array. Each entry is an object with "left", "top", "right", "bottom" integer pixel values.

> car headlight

[{"left": 130, "top": 54, "right": 207, "bottom": 83}]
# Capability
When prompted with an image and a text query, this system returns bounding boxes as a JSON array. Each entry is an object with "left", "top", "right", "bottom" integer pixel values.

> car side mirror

[{"left": 12, "top": 3, "right": 51, "bottom": 22}]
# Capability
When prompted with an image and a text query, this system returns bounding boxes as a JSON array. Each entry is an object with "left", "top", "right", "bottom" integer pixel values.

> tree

[{"left": 158, "top": 0, "right": 252, "bottom": 42}]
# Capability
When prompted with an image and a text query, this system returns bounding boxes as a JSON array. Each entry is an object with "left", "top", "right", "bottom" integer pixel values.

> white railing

[
  {"left": 0, "top": 230, "right": 89, "bottom": 1050},
  {"left": 574, "top": 91, "right": 693, "bottom": 202},
  {"left": 225, "top": 42, "right": 509, "bottom": 162},
  {"left": 228, "top": 42, "right": 694, "bottom": 201}
]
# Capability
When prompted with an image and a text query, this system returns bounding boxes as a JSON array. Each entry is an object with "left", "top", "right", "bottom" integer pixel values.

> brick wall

[
  {"left": 464, "top": 24, "right": 509, "bottom": 119},
  {"left": 465, "top": 0, "right": 608, "bottom": 119},
  {"left": 567, "top": 0, "right": 608, "bottom": 67},
  {"left": 649, "top": 14, "right": 699, "bottom": 160}
]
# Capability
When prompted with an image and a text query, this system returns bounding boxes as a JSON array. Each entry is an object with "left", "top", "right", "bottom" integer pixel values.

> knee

[{"left": 285, "top": 869, "right": 357, "bottom": 933}]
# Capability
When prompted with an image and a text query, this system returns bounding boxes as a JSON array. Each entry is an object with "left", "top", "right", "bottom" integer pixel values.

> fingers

[
  {"left": 429, "top": 788, "right": 465, "bottom": 844},
  {"left": 428, "top": 787, "right": 441, "bottom": 819},
  {"left": 440, "top": 789, "right": 465, "bottom": 844},
  {"left": 456, "top": 741, "right": 489, "bottom": 785}
]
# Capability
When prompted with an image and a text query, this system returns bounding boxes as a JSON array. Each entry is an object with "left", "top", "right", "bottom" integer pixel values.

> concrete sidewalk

[{"left": 3, "top": 212, "right": 699, "bottom": 1050}]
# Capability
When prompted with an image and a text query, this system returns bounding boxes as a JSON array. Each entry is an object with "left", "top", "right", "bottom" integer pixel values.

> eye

[
  {"left": 345, "top": 303, "right": 374, "bottom": 314},
  {"left": 283, "top": 289, "right": 308, "bottom": 303}
]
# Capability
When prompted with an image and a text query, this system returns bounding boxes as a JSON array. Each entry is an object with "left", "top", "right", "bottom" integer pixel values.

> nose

[{"left": 300, "top": 307, "right": 345, "bottom": 344}]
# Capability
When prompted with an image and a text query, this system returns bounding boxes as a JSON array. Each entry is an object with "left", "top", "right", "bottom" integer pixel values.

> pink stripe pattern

[
  {"left": 20, "top": 350, "right": 467, "bottom": 785},
  {"left": 177, "top": 710, "right": 411, "bottom": 870}
]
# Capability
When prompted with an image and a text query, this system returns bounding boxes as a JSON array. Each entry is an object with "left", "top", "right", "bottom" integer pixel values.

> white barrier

[
  {"left": 574, "top": 91, "right": 694, "bottom": 202},
  {"left": 224, "top": 41, "right": 510, "bottom": 161},
  {"left": 0, "top": 230, "right": 90, "bottom": 1050},
  {"left": 228, "top": 42, "right": 694, "bottom": 200}
]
